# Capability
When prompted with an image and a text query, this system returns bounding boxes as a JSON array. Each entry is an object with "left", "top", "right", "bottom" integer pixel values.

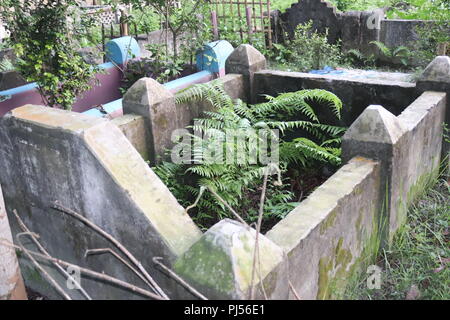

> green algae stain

[
  {"left": 173, "top": 236, "right": 235, "bottom": 296},
  {"left": 320, "top": 210, "right": 338, "bottom": 235},
  {"left": 317, "top": 257, "right": 333, "bottom": 300}
]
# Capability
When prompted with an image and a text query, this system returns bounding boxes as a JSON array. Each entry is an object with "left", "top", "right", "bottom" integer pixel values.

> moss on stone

[
  {"left": 320, "top": 210, "right": 338, "bottom": 235},
  {"left": 173, "top": 234, "right": 235, "bottom": 297}
]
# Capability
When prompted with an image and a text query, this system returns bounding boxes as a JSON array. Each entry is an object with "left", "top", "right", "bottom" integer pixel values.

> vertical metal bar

[
  {"left": 252, "top": 0, "right": 257, "bottom": 33},
  {"left": 211, "top": 11, "right": 219, "bottom": 41},
  {"left": 246, "top": 6, "right": 253, "bottom": 44},
  {"left": 230, "top": 0, "right": 235, "bottom": 34},
  {"left": 110, "top": 23, "right": 114, "bottom": 39},
  {"left": 101, "top": 23, "right": 106, "bottom": 62},
  {"left": 237, "top": 0, "right": 243, "bottom": 41},
  {"left": 215, "top": 0, "right": 220, "bottom": 35},
  {"left": 267, "top": 0, "right": 272, "bottom": 48},
  {"left": 244, "top": 0, "right": 249, "bottom": 42},
  {"left": 259, "top": 0, "right": 264, "bottom": 46}
]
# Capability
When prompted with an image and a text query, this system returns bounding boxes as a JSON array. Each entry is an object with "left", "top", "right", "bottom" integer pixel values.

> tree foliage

[{"left": 0, "top": 0, "right": 99, "bottom": 110}]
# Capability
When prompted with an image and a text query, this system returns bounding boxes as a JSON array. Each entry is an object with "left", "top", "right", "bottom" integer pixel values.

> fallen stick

[
  {"left": 1, "top": 240, "right": 164, "bottom": 300},
  {"left": 13, "top": 209, "right": 92, "bottom": 300},
  {"left": 153, "top": 257, "right": 208, "bottom": 301},
  {"left": 16, "top": 232, "right": 72, "bottom": 300},
  {"left": 206, "top": 186, "right": 249, "bottom": 227},
  {"left": 52, "top": 201, "right": 169, "bottom": 300},
  {"left": 85, "top": 248, "right": 155, "bottom": 292}
]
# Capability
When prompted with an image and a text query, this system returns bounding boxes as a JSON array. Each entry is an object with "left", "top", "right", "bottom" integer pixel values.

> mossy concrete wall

[
  {"left": 343, "top": 91, "right": 446, "bottom": 242},
  {"left": 266, "top": 157, "right": 381, "bottom": 299},
  {"left": 253, "top": 70, "right": 418, "bottom": 127},
  {"left": 0, "top": 105, "right": 201, "bottom": 299}
]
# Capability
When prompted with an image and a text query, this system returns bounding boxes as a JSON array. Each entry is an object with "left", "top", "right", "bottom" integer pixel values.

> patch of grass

[{"left": 346, "top": 177, "right": 450, "bottom": 300}]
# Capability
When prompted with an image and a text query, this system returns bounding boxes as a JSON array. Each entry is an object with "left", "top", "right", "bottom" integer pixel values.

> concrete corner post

[
  {"left": 173, "top": 219, "right": 288, "bottom": 300},
  {"left": 416, "top": 56, "right": 450, "bottom": 167},
  {"left": 123, "top": 77, "right": 180, "bottom": 165},
  {"left": 0, "top": 184, "right": 27, "bottom": 300},
  {"left": 225, "top": 44, "right": 267, "bottom": 103},
  {"left": 342, "top": 105, "right": 407, "bottom": 244}
]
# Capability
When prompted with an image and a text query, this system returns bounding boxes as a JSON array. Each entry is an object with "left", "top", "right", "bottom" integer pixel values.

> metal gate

[{"left": 210, "top": 0, "right": 273, "bottom": 49}]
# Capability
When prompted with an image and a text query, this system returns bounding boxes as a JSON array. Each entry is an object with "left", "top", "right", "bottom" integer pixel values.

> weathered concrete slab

[
  {"left": 0, "top": 105, "right": 202, "bottom": 299},
  {"left": 394, "top": 91, "right": 447, "bottom": 232},
  {"left": 174, "top": 219, "right": 288, "bottom": 300},
  {"left": 266, "top": 157, "right": 381, "bottom": 299},
  {"left": 111, "top": 114, "right": 149, "bottom": 161}
]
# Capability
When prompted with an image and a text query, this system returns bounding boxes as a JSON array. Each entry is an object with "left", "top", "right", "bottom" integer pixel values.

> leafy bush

[
  {"left": 154, "top": 81, "right": 346, "bottom": 229},
  {"left": 268, "top": 21, "right": 343, "bottom": 72},
  {"left": 0, "top": 0, "right": 100, "bottom": 110}
]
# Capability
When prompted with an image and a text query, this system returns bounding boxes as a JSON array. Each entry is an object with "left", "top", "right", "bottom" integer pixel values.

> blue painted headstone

[
  {"left": 196, "top": 40, "right": 234, "bottom": 76},
  {"left": 105, "top": 36, "right": 141, "bottom": 65}
]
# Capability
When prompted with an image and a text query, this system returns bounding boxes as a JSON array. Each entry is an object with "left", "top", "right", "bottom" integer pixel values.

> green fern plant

[
  {"left": 156, "top": 81, "right": 346, "bottom": 229},
  {"left": 370, "top": 41, "right": 412, "bottom": 66}
]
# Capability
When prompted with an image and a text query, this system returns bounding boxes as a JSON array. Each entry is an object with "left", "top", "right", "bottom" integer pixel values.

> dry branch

[
  {"left": 16, "top": 232, "right": 72, "bottom": 300},
  {"left": 1, "top": 240, "right": 164, "bottom": 300},
  {"left": 52, "top": 201, "right": 169, "bottom": 300},
  {"left": 85, "top": 248, "right": 155, "bottom": 292},
  {"left": 153, "top": 257, "right": 208, "bottom": 301},
  {"left": 13, "top": 209, "right": 92, "bottom": 300}
]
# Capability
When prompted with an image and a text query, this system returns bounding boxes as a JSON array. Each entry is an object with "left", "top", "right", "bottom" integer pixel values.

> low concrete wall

[
  {"left": 278, "top": 0, "right": 448, "bottom": 64},
  {"left": 253, "top": 70, "right": 418, "bottom": 126},
  {"left": 267, "top": 157, "right": 381, "bottom": 299},
  {"left": 120, "top": 73, "right": 246, "bottom": 164},
  {"left": 0, "top": 105, "right": 201, "bottom": 299},
  {"left": 0, "top": 47, "right": 447, "bottom": 300},
  {"left": 343, "top": 91, "right": 447, "bottom": 242},
  {"left": 169, "top": 53, "right": 449, "bottom": 300}
]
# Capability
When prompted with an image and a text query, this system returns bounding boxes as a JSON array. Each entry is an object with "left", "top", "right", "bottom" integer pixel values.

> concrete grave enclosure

[
  {"left": 276, "top": 0, "right": 450, "bottom": 64},
  {"left": 0, "top": 41, "right": 448, "bottom": 299}
]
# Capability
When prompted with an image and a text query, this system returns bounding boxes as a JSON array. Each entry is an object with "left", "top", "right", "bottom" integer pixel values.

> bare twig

[
  {"left": 249, "top": 167, "right": 269, "bottom": 300},
  {"left": 16, "top": 232, "right": 72, "bottom": 300},
  {"left": 52, "top": 201, "right": 169, "bottom": 300},
  {"left": 206, "top": 186, "right": 249, "bottom": 227},
  {"left": 85, "top": 248, "right": 155, "bottom": 292},
  {"left": 185, "top": 186, "right": 206, "bottom": 215},
  {"left": 289, "top": 281, "right": 301, "bottom": 300},
  {"left": 153, "top": 257, "right": 208, "bottom": 301},
  {"left": 1, "top": 240, "right": 164, "bottom": 300},
  {"left": 13, "top": 210, "right": 92, "bottom": 300}
]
